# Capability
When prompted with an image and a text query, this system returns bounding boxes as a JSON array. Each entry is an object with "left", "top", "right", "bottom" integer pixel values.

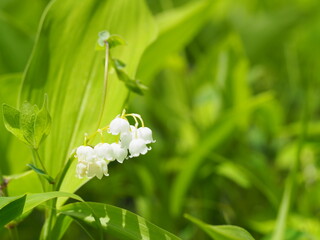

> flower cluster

[{"left": 75, "top": 111, "right": 155, "bottom": 179}]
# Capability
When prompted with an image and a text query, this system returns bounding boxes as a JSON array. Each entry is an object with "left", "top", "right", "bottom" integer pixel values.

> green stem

[
  {"left": 34, "top": 148, "right": 48, "bottom": 173},
  {"left": 54, "top": 154, "right": 75, "bottom": 191},
  {"left": 31, "top": 149, "right": 46, "bottom": 192},
  {"left": 96, "top": 42, "right": 110, "bottom": 129}
]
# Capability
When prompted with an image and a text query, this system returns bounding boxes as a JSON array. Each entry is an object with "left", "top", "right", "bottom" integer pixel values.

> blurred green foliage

[{"left": 1, "top": 0, "right": 320, "bottom": 239}]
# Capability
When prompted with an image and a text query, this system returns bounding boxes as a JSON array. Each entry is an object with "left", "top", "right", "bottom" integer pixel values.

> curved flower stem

[
  {"left": 125, "top": 113, "right": 145, "bottom": 127},
  {"left": 96, "top": 42, "right": 110, "bottom": 130}
]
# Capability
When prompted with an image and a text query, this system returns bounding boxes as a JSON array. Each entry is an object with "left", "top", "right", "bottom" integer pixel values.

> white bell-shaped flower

[
  {"left": 120, "top": 131, "right": 132, "bottom": 149},
  {"left": 111, "top": 143, "right": 127, "bottom": 163},
  {"left": 129, "top": 138, "right": 151, "bottom": 157},
  {"left": 76, "top": 162, "right": 87, "bottom": 179},
  {"left": 94, "top": 143, "right": 115, "bottom": 161},
  {"left": 109, "top": 117, "right": 130, "bottom": 135},
  {"left": 120, "top": 125, "right": 137, "bottom": 149},
  {"left": 137, "top": 127, "right": 155, "bottom": 144},
  {"left": 76, "top": 146, "right": 95, "bottom": 162},
  {"left": 87, "top": 159, "right": 109, "bottom": 179}
]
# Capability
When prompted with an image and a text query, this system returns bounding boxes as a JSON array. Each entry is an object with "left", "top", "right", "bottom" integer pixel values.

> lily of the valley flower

[
  {"left": 137, "top": 127, "right": 156, "bottom": 144},
  {"left": 75, "top": 111, "right": 155, "bottom": 179},
  {"left": 111, "top": 143, "right": 127, "bottom": 163},
  {"left": 94, "top": 143, "right": 115, "bottom": 161},
  {"left": 109, "top": 117, "right": 130, "bottom": 135},
  {"left": 87, "top": 159, "right": 109, "bottom": 179},
  {"left": 129, "top": 138, "right": 151, "bottom": 157}
]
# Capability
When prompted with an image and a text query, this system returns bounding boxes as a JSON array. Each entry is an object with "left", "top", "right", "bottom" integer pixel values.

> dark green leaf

[
  {"left": 0, "top": 191, "right": 83, "bottom": 227},
  {"left": 0, "top": 195, "right": 26, "bottom": 227},
  {"left": 27, "top": 164, "right": 55, "bottom": 184}
]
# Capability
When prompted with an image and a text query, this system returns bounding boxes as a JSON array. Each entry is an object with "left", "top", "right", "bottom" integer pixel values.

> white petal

[
  {"left": 87, "top": 162, "right": 100, "bottom": 178},
  {"left": 120, "top": 131, "right": 132, "bottom": 149},
  {"left": 94, "top": 143, "right": 115, "bottom": 161},
  {"left": 137, "top": 127, "right": 155, "bottom": 144},
  {"left": 109, "top": 117, "right": 130, "bottom": 135},
  {"left": 76, "top": 145, "right": 95, "bottom": 162},
  {"left": 111, "top": 143, "right": 128, "bottom": 163},
  {"left": 129, "top": 138, "right": 149, "bottom": 157},
  {"left": 95, "top": 160, "right": 105, "bottom": 179},
  {"left": 76, "top": 163, "right": 87, "bottom": 179},
  {"left": 100, "top": 161, "right": 109, "bottom": 176}
]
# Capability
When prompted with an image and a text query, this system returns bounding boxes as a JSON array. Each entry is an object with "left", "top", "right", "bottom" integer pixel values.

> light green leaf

[
  {"left": 0, "top": 191, "right": 83, "bottom": 227},
  {"left": 185, "top": 214, "right": 255, "bottom": 240},
  {"left": 137, "top": 0, "right": 213, "bottom": 82},
  {"left": 6, "top": 170, "right": 42, "bottom": 196},
  {"left": 2, "top": 103, "right": 28, "bottom": 145},
  {"left": 2, "top": 96, "right": 51, "bottom": 149},
  {"left": 19, "top": 101, "right": 37, "bottom": 146},
  {"left": 59, "top": 202, "right": 181, "bottom": 240}
]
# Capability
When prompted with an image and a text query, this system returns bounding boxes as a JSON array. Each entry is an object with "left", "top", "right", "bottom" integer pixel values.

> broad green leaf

[
  {"left": 137, "top": 0, "right": 213, "bottom": 82},
  {"left": 19, "top": 0, "right": 157, "bottom": 200},
  {"left": 0, "top": 191, "right": 83, "bottom": 227},
  {"left": 59, "top": 202, "right": 181, "bottom": 240},
  {"left": 6, "top": 171, "right": 42, "bottom": 196},
  {"left": 0, "top": 0, "right": 46, "bottom": 74},
  {"left": 185, "top": 214, "right": 255, "bottom": 240}
]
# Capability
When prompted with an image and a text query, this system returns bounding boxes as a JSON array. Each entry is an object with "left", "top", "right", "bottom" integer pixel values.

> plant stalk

[{"left": 96, "top": 42, "right": 110, "bottom": 129}]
